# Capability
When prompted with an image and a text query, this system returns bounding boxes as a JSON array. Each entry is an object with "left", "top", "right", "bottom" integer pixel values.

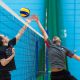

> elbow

[
  {"left": 1, "top": 62, "right": 6, "bottom": 66},
  {"left": 44, "top": 36, "right": 48, "bottom": 41},
  {"left": 1, "top": 59, "right": 7, "bottom": 66}
]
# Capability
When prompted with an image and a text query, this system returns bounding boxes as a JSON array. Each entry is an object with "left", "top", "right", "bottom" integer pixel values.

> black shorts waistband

[{"left": 51, "top": 70, "right": 70, "bottom": 76}]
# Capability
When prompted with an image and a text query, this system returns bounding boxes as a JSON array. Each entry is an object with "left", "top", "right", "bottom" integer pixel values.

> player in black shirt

[{"left": 0, "top": 16, "right": 33, "bottom": 80}]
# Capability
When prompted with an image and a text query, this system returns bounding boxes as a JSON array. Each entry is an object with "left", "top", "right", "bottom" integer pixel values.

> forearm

[
  {"left": 5, "top": 54, "right": 15, "bottom": 65},
  {"left": 1, "top": 54, "right": 15, "bottom": 66},
  {"left": 37, "top": 21, "right": 48, "bottom": 40},
  {"left": 18, "top": 25, "right": 27, "bottom": 35},
  {"left": 16, "top": 25, "right": 28, "bottom": 41},
  {"left": 16, "top": 16, "right": 33, "bottom": 41},
  {"left": 72, "top": 54, "right": 80, "bottom": 61}
]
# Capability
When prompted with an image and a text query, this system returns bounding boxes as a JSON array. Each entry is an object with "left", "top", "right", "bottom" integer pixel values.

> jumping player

[{"left": 32, "top": 15, "right": 80, "bottom": 80}]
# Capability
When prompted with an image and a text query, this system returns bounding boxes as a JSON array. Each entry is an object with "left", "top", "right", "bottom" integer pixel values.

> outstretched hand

[
  {"left": 31, "top": 15, "right": 39, "bottom": 22},
  {"left": 26, "top": 17, "right": 32, "bottom": 23},
  {"left": 26, "top": 15, "right": 39, "bottom": 24}
]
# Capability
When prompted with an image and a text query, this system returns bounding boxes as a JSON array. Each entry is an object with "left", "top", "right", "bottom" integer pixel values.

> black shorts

[
  {"left": 51, "top": 70, "right": 77, "bottom": 80},
  {"left": 0, "top": 70, "right": 11, "bottom": 80}
]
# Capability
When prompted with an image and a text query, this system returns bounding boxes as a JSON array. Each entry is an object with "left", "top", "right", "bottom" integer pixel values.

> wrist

[
  {"left": 24, "top": 25, "right": 28, "bottom": 28},
  {"left": 36, "top": 20, "right": 40, "bottom": 24},
  {"left": 21, "top": 26, "right": 27, "bottom": 31},
  {"left": 12, "top": 51, "right": 15, "bottom": 56}
]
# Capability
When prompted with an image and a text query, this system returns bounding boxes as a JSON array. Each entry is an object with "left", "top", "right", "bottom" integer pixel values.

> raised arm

[
  {"left": 16, "top": 17, "right": 33, "bottom": 42},
  {"left": 32, "top": 15, "right": 48, "bottom": 41},
  {"left": 16, "top": 25, "right": 28, "bottom": 42}
]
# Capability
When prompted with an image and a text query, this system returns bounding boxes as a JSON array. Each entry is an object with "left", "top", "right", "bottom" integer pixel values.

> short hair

[{"left": 52, "top": 36, "right": 61, "bottom": 44}]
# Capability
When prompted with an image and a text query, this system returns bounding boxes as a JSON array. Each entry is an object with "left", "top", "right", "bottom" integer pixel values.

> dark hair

[{"left": 0, "top": 36, "right": 3, "bottom": 46}]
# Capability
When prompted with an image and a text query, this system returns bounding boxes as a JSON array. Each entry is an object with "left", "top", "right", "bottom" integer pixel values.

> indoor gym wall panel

[{"left": 61, "top": 0, "right": 80, "bottom": 79}]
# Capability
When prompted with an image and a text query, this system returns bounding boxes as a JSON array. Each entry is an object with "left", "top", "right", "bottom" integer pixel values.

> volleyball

[{"left": 20, "top": 8, "right": 30, "bottom": 17}]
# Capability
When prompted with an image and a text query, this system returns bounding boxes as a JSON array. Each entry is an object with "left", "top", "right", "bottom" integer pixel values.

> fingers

[
  {"left": 26, "top": 15, "right": 39, "bottom": 23},
  {"left": 26, "top": 16, "right": 35, "bottom": 23},
  {"left": 26, "top": 16, "right": 33, "bottom": 23},
  {"left": 31, "top": 15, "right": 37, "bottom": 19},
  {"left": 12, "top": 48, "right": 15, "bottom": 55},
  {"left": 31, "top": 15, "right": 38, "bottom": 21},
  {"left": 26, "top": 19, "right": 31, "bottom": 23}
]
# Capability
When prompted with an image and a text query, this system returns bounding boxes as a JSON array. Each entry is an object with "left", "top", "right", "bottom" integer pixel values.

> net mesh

[{"left": 0, "top": 6, "right": 45, "bottom": 80}]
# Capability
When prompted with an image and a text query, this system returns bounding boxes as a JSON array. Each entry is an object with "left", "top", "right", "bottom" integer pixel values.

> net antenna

[{"left": 0, "top": 1, "right": 44, "bottom": 39}]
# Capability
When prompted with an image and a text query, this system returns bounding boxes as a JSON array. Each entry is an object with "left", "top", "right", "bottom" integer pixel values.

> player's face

[
  {"left": 52, "top": 36, "right": 61, "bottom": 45},
  {"left": 0, "top": 35, "right": 9, "bottom": 45},
  {"left": 57, "top": 41, "right": 61, "bottom": 46}
]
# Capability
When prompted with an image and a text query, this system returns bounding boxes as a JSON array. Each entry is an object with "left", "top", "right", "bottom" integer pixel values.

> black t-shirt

[{"left": 0, "top": 38, "right": 16, "bottom": 71}]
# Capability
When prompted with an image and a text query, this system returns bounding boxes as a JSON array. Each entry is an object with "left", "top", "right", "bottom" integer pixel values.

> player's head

[
  {"left": 0, "top": 34, "right": 9, "bottom": 46},
  {"left": 52, "top": 36, "right": 61, "bottom": 45}
]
